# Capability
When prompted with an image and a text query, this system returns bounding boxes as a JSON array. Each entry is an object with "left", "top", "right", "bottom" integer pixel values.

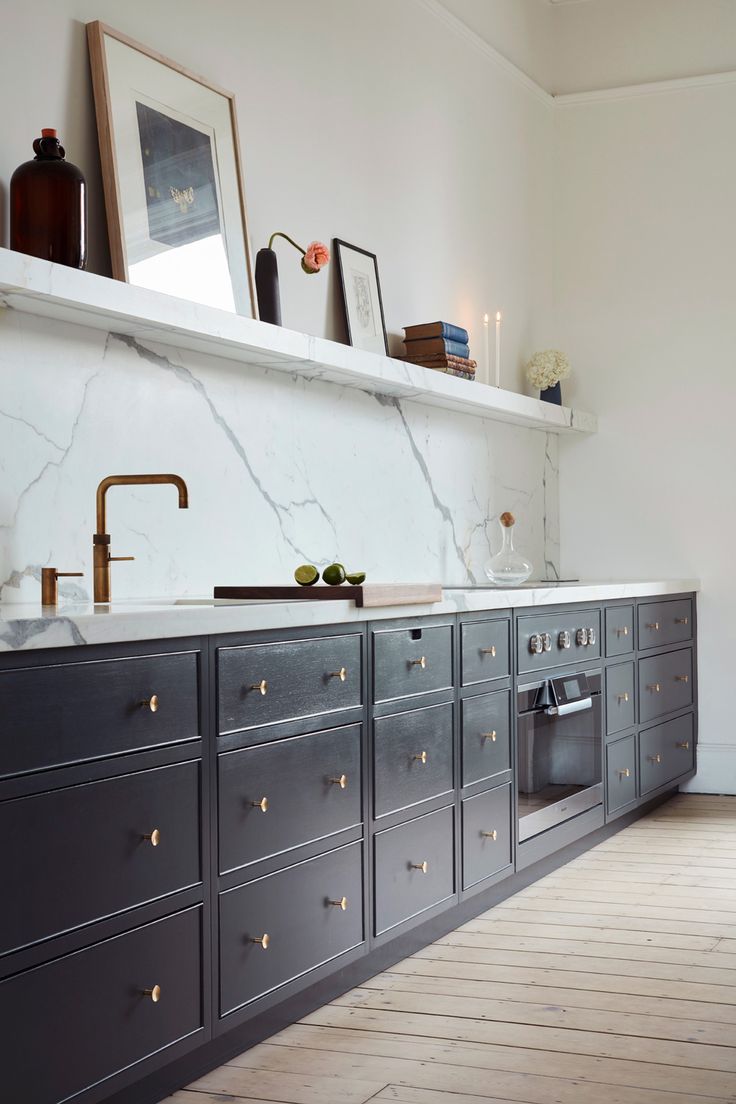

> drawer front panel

[
  {"left": 0, "top": 761, "right": 200, "bottom": 957},
  {"left": 218, "top": 634, "right": 362, "bottom": 734},
  {"left": 374, "top": 805, "right": 455, "bottom": 935},
  {"left": 1, "top": 907, "right": 202, "bottom": 1104},
  {"left": 461, "top": 619, "right": 510, "bottom": 686},
  {"left": 373, "top": 624, "right": 453, "bottom": 703},
  {"left": 638, "top": 599, "right": 693, "bottom": 651},
  {"left": 606, "top": 735, "right": 637, "bottom": 813},
  {"left": 219, "top": 842, "right": 363, "bottom": 1015},
  {"left": 605, "top": 605, "right": 634, "bottom": 657},
  {"left": 640, "top": 714, "right": 695, "bottom": 795},
  {"left": 606, "top": 662, "right": 636, "bottom": 736},
  {"left": 639, "top": 648, "right": 693, "bottom": 724},
  {"left": 461, "top": 691, "right": 511, "bottom": 787},
  {"left": 517, "top": 611, "right": 601, "bottom": 674},
  {"left": 462, "top": 782, "right": 512, "bottom": 889},
  {"left": 218, "top": 725, "right": 362, "bottom": 873},
  {"left": 374, "top": 703, "right": 454, "bottom": 819},
  {"left": 0, "top": 651, "right": 199, "bottom": 777}
]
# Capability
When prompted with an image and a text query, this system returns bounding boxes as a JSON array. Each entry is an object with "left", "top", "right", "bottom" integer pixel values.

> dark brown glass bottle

[{"left": 10, "top": 129, "right": 87, "bottom": 268}]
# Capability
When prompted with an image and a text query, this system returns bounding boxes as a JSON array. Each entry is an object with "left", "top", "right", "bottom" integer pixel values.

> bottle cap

[{"left": 41, "top": 128, "right": 58, "bottom": 138}]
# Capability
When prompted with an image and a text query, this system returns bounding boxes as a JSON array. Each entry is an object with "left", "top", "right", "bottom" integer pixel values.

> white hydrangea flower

[{"left": 526, "top": 350, "right": 571, "bottom": 390}]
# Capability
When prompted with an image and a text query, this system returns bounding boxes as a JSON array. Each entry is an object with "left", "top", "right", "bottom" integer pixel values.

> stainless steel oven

[{"left": 517, "top": 669, "right": 602, "bottom": 842}]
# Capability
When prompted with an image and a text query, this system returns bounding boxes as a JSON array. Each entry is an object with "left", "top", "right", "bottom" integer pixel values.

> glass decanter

[{"left": 484, "top": 511, "right": 533, "bottom": 586}]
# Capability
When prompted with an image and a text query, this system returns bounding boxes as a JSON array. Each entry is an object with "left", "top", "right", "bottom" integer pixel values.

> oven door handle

[{"left": 545, "top": 696, "right": 593, "bottom": 717}]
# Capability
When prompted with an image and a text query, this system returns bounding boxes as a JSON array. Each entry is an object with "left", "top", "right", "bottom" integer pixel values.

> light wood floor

[{"left": 172, "top": 794, "right": 736, "bottom": 1104}]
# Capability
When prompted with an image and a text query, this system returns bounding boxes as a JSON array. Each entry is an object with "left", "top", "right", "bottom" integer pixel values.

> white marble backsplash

[{"left": 0, "top": 307, "right": 559, "bottom": 604}]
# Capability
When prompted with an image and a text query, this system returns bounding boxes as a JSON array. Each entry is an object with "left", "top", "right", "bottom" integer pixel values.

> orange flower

[{"left": 302, "top": 240, "right": 330, "bottom": 273}]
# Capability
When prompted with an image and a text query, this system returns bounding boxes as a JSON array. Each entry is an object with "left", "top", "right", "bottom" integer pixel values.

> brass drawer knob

[
  {"left": 410, "top": 860, "right": 429, "bottom": 874},
  {"left": 648, "top": 753, "right": 662, "bottom": 764},
  {"left": 676, "top": 741, "right": 690, "bottom": 750},
  {"left": 480, "top": 646, "right": 497, "bottom": 657},
  {"left": 329, "top": 774, "right": 348, "bottom": 789},
  {"left": 409, "top": 656, "right": 427, "bottom": 669},
  {"left": 615, "top": 626, "right": 629, "bottom": 637},
  {"left": 675, "top": 617, "right": 689, "bottom": 625},
  {"left": 329, "top": 897, "right": 348, "bottom": 911},
  {"left": 616, "top": 692, "right": 629, "bottom": 703},
  {"left": 482, "top": 731, "right": 498, "bottom": 743},
  {"left": 250, "top": 797, "right": 269, "bottom": 813},
  {"left": 140, "top": 695, "right": 159, "bottom": 713},
  {"left": 143, "top": 828, "right": 161, "bottom": 847},
  {"left": 646, "top": 683, "right": 661, "bottom": 693},
  {"left": 250, "top": 933, "right": 270, "bottom": 949},
  {"left": 675, "top": 674, "right": 689, "bottom": 683},
  {"left": 618, "top": 768, "right": 631, "bottom": 779},
  {"left": 250, "top": 679, "right": 268, "bottom": 696},
  {"left": 646, "top": 622, "right": 660, "bottom": 631},
  {"left": 481, "top": 829, "right": 498, "bottom": 840},
  {"left": 329, "top": 667, "right": 348, "bottom": 682},
  {"left": 412, "top": 751, "right": 428, "bottom": 764},
  {"left": 142, "top": 985, "right": 161, "bottom": 1002}
]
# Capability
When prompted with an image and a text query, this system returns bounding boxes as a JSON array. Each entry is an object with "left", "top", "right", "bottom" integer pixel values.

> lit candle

[
  {"left": 483, "top": 313, "right": 490, "bottom": 385},
  {"left": 495, "top": 311, "right": 502, "bottom": 388}
]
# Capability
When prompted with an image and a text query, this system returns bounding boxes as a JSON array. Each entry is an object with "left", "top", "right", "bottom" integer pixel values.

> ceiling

[{"left": 439, "top": 0, "right": 736, "bottom": 95}]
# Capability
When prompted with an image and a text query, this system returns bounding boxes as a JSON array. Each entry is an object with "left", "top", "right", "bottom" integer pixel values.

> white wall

[{"left": 555, "top": 79, "right": 736, "bottom": 793}]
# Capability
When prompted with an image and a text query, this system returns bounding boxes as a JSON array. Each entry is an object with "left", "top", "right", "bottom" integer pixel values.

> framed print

[
  {"left": 87, "top": 21, "right": 256, "bottom": 316},
  {"left": 334, "top": 239, "right": 389, "bottom": 355}
]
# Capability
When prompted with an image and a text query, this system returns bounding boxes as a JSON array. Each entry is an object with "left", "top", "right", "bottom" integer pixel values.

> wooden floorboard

[{"left": 176, "top": 794, "right": 736, "bottom": 1104}]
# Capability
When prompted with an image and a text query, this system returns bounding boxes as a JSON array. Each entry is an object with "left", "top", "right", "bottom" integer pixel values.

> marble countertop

[{"left": 0, "top": 580, "right": 699, "bottom": 652}]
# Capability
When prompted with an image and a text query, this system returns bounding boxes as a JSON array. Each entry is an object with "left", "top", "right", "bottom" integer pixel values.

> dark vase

[
  {"left": 255, "top": 247, "right": 282, "bottom": 325},
  {"left": 541, "top": 381, "right": 562, "bottom": 405},
  {"left": 10, "top": 129, "right": 87, "bottom": 268}
]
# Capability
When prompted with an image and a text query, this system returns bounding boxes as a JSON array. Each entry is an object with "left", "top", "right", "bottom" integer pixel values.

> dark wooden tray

[{"left": 213, "top": 584, "right": 443, "bottom": 608}]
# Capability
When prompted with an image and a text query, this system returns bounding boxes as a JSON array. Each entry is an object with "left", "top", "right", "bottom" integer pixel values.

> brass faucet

[{"left": 93, "top": 474, "right": 189, "bottom": 603}]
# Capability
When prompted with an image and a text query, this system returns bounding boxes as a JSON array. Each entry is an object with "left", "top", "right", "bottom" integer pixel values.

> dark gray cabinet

[
  {"left": 638, "top": 599, "right": 693, "bottom": 651},
  {"left": 373, "top": 703, "right": 454, "bottom": 819},
  {"left": 605, "top": 662, "right": 635, "bottom": 736},
  {"left": 606, "top": 735, "right": 637, "bottom": 813},
  {"left": 461, "top": 690, "right": 511, "bottom": 787},
  {"left": 638, "top": 647, "right": 693, "bottom": 724},
  {"left": 373, "top": 805, "right": 455, "bottom": 935},
  {"left": 605, "top": 605, "right": 634, "bottom": 657},
  {"left": 372, "top": 623, "right": 453, "bottom": 703},
  {"left": 462, "top": 782, "right": 512, "bottom": 888},
  {"left": 460, "top": 619, "right": 510, "bottom": 686},
  {"left": 639, "top": 714, "right": 695, "bottom": 796}
]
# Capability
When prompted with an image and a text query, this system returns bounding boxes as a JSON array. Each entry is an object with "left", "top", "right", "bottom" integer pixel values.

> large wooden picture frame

[{"left": 87, "top": 21, "right": 256, "bottom": 316}]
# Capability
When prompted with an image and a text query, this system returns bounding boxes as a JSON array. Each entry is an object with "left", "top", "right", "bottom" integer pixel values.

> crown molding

[
  {"left": 555, "top": 68, "right": 736, "bottom": 105},
  {"left": 414, "top": 0, "right": 553, "bottom": 107}
]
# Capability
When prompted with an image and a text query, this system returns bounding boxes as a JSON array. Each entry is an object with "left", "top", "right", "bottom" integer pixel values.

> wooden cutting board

[{"left": 213, "top": 583, "right": 443, "bottom": 608}]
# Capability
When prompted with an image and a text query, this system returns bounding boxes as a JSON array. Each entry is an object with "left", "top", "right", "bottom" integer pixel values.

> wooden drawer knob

[
  {"left": 142, "top": 984, "right": 161, "bottom": 1002},
  {"left": 329, "top": 774, "right": 348, "bottom": 789},
  {"left": 250, "top": 933, "right": 270, "bottom": 949},
  {"left": 328, "top": 897, "right": 348, "bottom": 911},
  {"left": 329, "top": 667, "right": 348, "bottom": 682},
  {"left": 481, "top": 829, "right": 498, "bottom": 840},
  {"left": 412, "top": 751, "right": 428, "bottom": 764},
  {"left": 409, "top": 656, "right": 427, "bottom": 669},
  {"left": 410, "top": 860, "right": 429, "bottom": 874},
  {"left": 250, "top": 797, "right": 269, "bottom": 813},
  {"left": 250, "top": 679, "right": 268, "bottom": 696},
  {"left": 143, "top": 828, "right": 161, "bottom": 847},
  {"left": 140, "top": 695, "right": 159, "bottom": 713}
]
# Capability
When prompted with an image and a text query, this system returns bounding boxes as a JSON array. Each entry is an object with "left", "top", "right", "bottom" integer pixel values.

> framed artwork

[
  {"left": 334, "top": 239, "right": 389, "bottom": 355},
  {"left": 87, "top": 21, "right": 256, "bottom": 316}
]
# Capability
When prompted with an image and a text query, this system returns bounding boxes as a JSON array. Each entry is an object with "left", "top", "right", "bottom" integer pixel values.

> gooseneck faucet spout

[{"left": 93, "top": 474, "right": 189, "bottom": 603}]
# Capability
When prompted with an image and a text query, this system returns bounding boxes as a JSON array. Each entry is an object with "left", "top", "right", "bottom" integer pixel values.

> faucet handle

[{"left": 41, "top": 567, "right": 83, "bottom": 607}]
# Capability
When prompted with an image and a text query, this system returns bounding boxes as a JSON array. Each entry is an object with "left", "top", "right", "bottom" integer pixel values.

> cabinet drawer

[
  {"left": 606, "top": 735, "right": 637, "bottom": 814},
  {"left": 374, "top": 805, "right": 455, "bottom": 935},
  {"left": 517, "top": 611, "right": 601, "bottom": 673},
  {"left": 605, "top": 605, "right": 634, "bottom": 657},
  {"left": 639, "top": 715, "right": 695, "bottom": 796},
  {"left": 461, "top": 690, "right": 511, "bottom": 787},
  {"left": 218, "top": 725, "right": 361, "bottom": 873},
  {"left": 461, "top": 619, "right": 510, "bottom": 686},
  {"left": 638, "top": 599, "right": 693, "bottom": 651},
  {"left": 219, "top": 842, "right": 363, "bottom": 1015},
  {"left": 0, "top": 651, "right": 199, "bottom": 777},
  {"left": 218, "top": 634, "right": 362, "bottom": 735},
  {"left": 462, "top": 782, "right": 512, "bottom": 889},
  {"left": 2, "top": 906, "right": 202, "bottom": 1104},
  {"left": 373, "top": 624, "right": 453, "bottom": 704},
  {"left": 0, "top": 761, "right": 200, "bottom": 957},
  {"left": 606, "top": 662, "right": 635, "bottom": 736},
  {"left": 639, "top": 648, "right": 693, "bottom": 724},
  {"left": 374, "top": 703, "right": 454, "bottom": 819}
]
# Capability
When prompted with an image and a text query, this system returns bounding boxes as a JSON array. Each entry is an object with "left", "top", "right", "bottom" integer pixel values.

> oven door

[{"left": 517, "top": 673, "right": 602, "bottom": 842}]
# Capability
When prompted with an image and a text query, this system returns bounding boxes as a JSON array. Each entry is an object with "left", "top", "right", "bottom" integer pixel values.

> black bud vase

[
  {"left": 255, "top": 248, "right": 282, "bottom": 325},
  {"left": 541, "top": 381, "right": 562, "bottom": 405}
]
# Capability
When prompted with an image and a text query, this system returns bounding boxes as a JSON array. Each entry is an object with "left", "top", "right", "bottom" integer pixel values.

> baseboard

[{"left": 681, "top": 744, "right": 736, "bottom": 794}]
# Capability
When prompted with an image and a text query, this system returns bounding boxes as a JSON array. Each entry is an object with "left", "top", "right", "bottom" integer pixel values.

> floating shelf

[{"left": 0, "top": 249, "right": 596, "bottom": 435}]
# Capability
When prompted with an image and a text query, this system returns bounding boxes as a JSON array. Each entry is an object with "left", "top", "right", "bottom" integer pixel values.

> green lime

[
  {"left": 322, "top": 563, "right": 346, "bottom": 586},
  {"left": 294, "top": 564, "right": 319, "bottom": 586},
  {"left": 346, "top": 571, "right": 366, "bottom": 585}
]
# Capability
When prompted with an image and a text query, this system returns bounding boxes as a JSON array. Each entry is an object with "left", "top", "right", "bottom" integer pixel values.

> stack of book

[{"left": 399, "top": 321, "right": 476, "bottom": 380}]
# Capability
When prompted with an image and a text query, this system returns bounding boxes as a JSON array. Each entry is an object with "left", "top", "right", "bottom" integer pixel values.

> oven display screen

[
  {"left": 552, "top": 672, "right": 589, "bottom": 705},
  {"left": 563, "top": 679, "right": 580, "bottom": 698}
]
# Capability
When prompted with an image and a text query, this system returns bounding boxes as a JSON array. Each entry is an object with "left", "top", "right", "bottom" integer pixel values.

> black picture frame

[{"left": 334, "top": 238, "right": 389, "bottom": 356}]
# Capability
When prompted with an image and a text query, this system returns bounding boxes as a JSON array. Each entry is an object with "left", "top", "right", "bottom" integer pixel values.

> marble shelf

[{"left": 0, "top": 248, "right": 596, "bottom": 435}]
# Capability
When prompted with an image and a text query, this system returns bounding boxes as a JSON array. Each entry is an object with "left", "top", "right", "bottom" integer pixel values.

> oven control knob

[
  {"left": 558, "top": 631, "right": 571, "bottom": 650},
  {"left": 587, "top": 627, "right": 597, "bottom": 646},
  {"left": 529, "top": 634, "right": 543, "bottom": 655},
  {"left": 576, "top": 628, "right": 589, "bottom": 647},
  {"left": 542, "top": 632, "right": 552, "bottom": 652}
]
